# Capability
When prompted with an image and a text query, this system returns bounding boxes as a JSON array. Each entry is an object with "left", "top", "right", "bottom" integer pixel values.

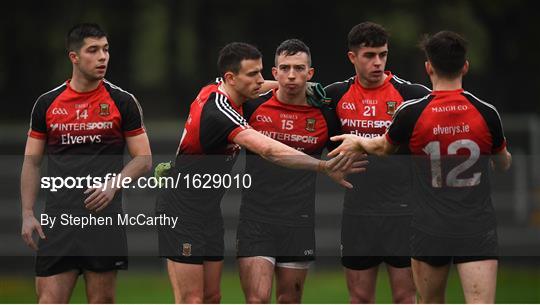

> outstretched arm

[
  {"left": 328, "top": 133, "right": 398, "bottom": 158},
  {"left": 233, "top": 129, "right": 367, "bottom": 188}
]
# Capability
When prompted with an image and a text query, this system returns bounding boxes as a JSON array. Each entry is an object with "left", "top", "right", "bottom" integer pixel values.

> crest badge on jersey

[
  {"left": 386, "top": 101, "right": 398, "bottom": 115},
  {"left": 182, "top": 243, "right": 192, "bottom": 256},
  {"left": 99, "top": 103, "right": 110, "bottom": 116},
  {"left": 306, "top": 118, "right": 316, "bottom": 132}
]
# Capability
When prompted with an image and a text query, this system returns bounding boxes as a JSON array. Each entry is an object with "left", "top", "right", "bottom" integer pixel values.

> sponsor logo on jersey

[
  {"left": 431, "top": 104, "right": 469, "bottom": 113},
  {"left": 255, "top": 115, "right": 273, "bottom": 123},
  {"left": 280, "top": 113, "right": 298, "bottom": 120},
  {"left": 50, "top": 121, "right": 114, "bottom": 132},
  {"left": 386, "top": 101, "right": 398, "bottom": 115},
  {"left": 341, "top": 102, "right": 356, "bottom": 111},
  {"left": 182, "top": 243, "right": 192, "bottom": 256},
  {"left": 99, "top": 103, "right": 110, "bottom": 116},
  {"left": 51, "top": 108, "right": 68, "bottom": 115},
  {"left": 75, "top": 103, "right": 89, "bottom": 109},
  {"left": 60, "top": 133, "right": 102, "bottom": 144},
  {"left": 304, "top": 249, "right": 314, "bottom": 256},
  {"left": 260, "top": 130, "right": 318, "bottom": 144},
  {"left": 341, "top": 118, "right": 391, "bottom": 129},
  {"left": 362, "top": 99, "right": 378, "bottom": 105},
  {"left": 305, "top": 118, "right": 316, "bottom": 132}
]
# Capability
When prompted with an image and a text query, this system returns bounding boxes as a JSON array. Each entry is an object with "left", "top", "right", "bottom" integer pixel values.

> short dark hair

[
  {"left": 420, "top": 31, "right": 467, "bottom": 78},
  {"left": 66, "top": 23, "right": 107, "bottom": 52},
  {"left": 217, "top": 42, "right": 262, "bottom": 76},
  {"left": 274, "top": 38, "right": 311, "bottom": 66},
  {"left": 348, "top": 22, "right": 389, "bottom": 52}
]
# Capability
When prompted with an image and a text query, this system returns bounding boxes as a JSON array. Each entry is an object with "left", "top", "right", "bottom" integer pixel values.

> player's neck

[
  {"left": 70, "top": 72, "right": 101, "bottom": 93},
  {"left": 357, "top": 72, "right": 387, "bottom": 89},
  {"left": 219, "top": 83, "right": 244, "bottom": 107},
  {"left": 276, "top": 88, "right": 308, "bottom": 106},
  {"left": 431, "top": 76, "right": 462, "bottom": 91}
]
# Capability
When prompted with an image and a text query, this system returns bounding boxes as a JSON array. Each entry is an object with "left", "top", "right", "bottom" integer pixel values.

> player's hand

[
  {"left": 324, "top": 162, "right": 367, "bottom": 189},
  {"left": 84, "top": 180, "right": 118, "bottom": 213},
  {"left": 321, "top": 157, "right": 368, "bottom": 188},
  {"left": 21, "top": 213, "right": 45, "bottom": 251},
  {"left": 324, "top": 151, "right": 369, "bottom": 173},
  {"left": 154, "top": 161, "right": 172, "bottom": 188},
  {"left": 328, "top": 134, "right": 364, "bottom": 158},
  {"left": 306, "top": 82, "right": 332, "bottom": 108}
]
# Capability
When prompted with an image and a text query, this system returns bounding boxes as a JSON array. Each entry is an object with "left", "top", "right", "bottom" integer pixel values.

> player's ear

[
  {"left": 347, "top": 51, "right": 356, "bottom": 65},
  {"left": 69, "top": 51, "right": 79, "bottom": 64},
  {"left": 271, "top": 66, "right": 278, "bottom": 80},
  {"left": 307, "top": 67, "right": 315, "bottom": 81},
  {"left": 425, "top": 61, "right": 433, "bottom": 75},
  {"left": 462, "top": 60, "right": 469, "bottom": 76},
  {"left": 223, "top": 71, "right": 235, "bottom": 85}
]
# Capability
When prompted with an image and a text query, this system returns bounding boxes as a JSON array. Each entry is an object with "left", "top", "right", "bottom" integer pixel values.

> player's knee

[
  {"left": 183, "top": 295, "right": 204, "bottom": 304},
  {"left": 203, "top": 291, "right": 221, "bottom": 304},
  {"left": 349, "top": 289, "right": 375, "bottom": 304},
  {"left": 246, "top": 291, "right": 271, "bottom": 304},
  {"left": 277, "top": 292, "right": 302, "bottom": 304},
  {"left": 87, "top": 293, "right": 115, "bottom": 304},
  {"left": 37, "top": 291, "right": 69, "bottom": 304},
  {"left": 466, "top": 291, "right": 493, "bottom": 304},
  {"left": 392, "top": 291, "right": 416, "bottom": 304}
]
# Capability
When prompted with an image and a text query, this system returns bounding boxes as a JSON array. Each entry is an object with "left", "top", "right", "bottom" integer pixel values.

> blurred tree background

[{"left": 1, "top": 0, "right": 539, "bottom": 123}]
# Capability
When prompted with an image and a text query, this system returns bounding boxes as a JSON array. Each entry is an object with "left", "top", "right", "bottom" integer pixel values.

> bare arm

[
  {"left": 20, "top": 137, "right": 46, "bottom": 250},
  {"left": 260, "top": 80, "right": 278, "bottom": 93},
  {"left": 232, "top": 129, "right": 366, "bottom": 188},
  {"left": 328, "top": 133, "right": 398, "bottom": 158},
  {"left": 85, "top": 133, "right": 152, "bottom": 212},
  {"left": 491, "top": 147, "right": 512, "bottom": 172}
]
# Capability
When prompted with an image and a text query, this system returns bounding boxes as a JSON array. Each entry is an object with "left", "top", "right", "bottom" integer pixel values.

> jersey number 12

[{"left": 423, "top": 139, "right": 481, "bottom": 188}]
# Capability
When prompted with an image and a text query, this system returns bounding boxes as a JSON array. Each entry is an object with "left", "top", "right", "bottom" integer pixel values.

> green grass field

[{"left": 1, "top": 266, "right": 539, "bottom": 303}]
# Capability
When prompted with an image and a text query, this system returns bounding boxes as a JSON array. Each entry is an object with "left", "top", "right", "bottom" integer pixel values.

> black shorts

[
  {"left": 35, "top": 214, "right": 128, "bottom": 276},
  {"left": 411, "top": 227, "right": 499, "bottom": 267},
  {"left": 158, "top": 214, "right": 224, "bottom": 265},
  {"left": 35, "top": 256, "right": 128, "bottom": 277},
  {"left": 341, "top": 214, "right": 411, "bottom": 270},
  {"left": 236, "top": 219, "right": 315, "bottom": 263}
]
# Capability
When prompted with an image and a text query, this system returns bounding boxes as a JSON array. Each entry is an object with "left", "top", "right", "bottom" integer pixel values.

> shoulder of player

[
  {"left": 102, "top": 79, "right": 140, "bottom": 105},
  {"left": 203, "top": 91, "right": 248, "bottom": 125},
  {"left": 324, "top": 76, "right": 354, "bottom": 99},
  {"left": 389, "top": 74, "right": 431, "bottom": 99},
  {"left": 461, "top": 90, "right": 501, "bottom": 118},
  {"left": 243, "top": 90, "right": 273, "bottom": 115},
  {"left": 395, "top": 94, "right": 432, "bottom": 117},
  {"left": 31, "top": 82, "right": 68, "bottom": 113}
]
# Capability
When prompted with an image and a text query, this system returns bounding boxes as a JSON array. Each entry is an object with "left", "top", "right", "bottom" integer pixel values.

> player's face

[
  {"left": 272, "top": 52, "right": 314, "bottom": 97},
  {"left": 72, "top": 37, "right": 109, "bottom": 81},
  {"left": 348, "top": 44, "right": 388, "bottom": 87},
  {"left": 231, "top": 58, "right": 265, "bottom": 101}
]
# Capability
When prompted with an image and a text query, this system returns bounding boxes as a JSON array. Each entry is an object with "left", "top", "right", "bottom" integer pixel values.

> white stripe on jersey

[
  {"left": 214, "top": 94, "right": 248, "bottom": 129},
  {"left": 103, "top": 79, "right": 145, "bottom": 126},
  {"left": 325, "top": 76, "right": 355, "bottom": 89},
  {"left": 387, "top": 95, "right": 431, "bottom": 131},
  {"left": 392, "top": 74, "right": 432, "bottom": 92},
  {"left": 463, "top": 91, "right": 504, "bottom": 130},
  {"left": 29, "top": 82, "right": 66, "bottom": 129},
  {"left": 218, "top": 94, "right": 247, "bottom": 125}
]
